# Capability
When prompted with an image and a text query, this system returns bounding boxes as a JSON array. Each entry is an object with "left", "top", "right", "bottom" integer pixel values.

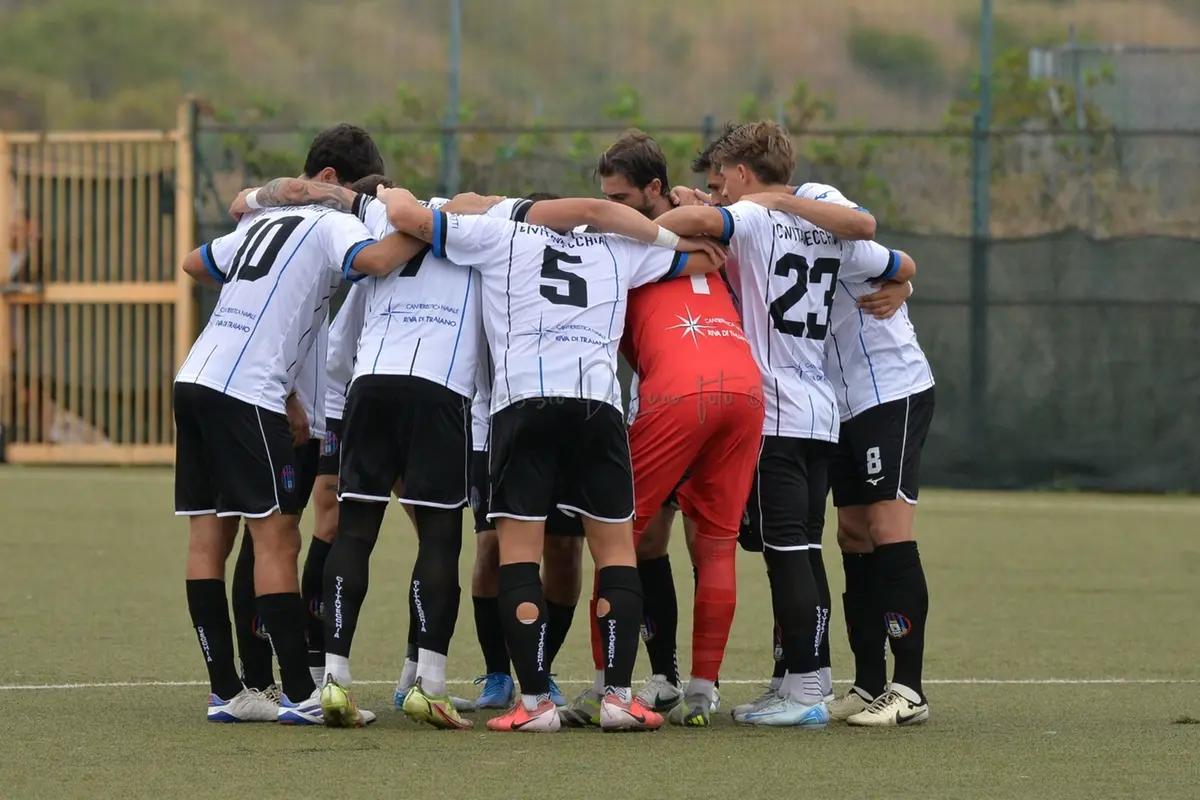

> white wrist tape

[
  {"left": 244, "top": 189, "right": 262, "bottom": 210},
  {"left": 653, "top": 226, "right": 680, "bottom": 249}
]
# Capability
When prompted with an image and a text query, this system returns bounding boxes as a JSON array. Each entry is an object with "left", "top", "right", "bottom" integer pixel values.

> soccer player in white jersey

[
  {"left": 226, "top": 326, "right": 327, "bottom": 716},
  {"left": 677, "top": 128, "right": 895, "bottom": 719},
  {"left": 656, "top": 121, "right": 916, "bottom": 728},
  {"left": 174, "top": 125, "right": 418, "bottom": 726},
  {"left": 762, "top": 184, "right": 935, "bottom": 726},
  {"left": 378, "top": 185, "right": 726, "bottom": 732}
]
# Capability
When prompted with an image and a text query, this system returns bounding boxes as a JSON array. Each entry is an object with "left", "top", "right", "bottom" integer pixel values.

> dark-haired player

[
  {"left": 657, "top": 121, "right": 916, "bottom": 728},
  {"left": 176, "top": 124, "right": 413, "bottom": 726},
  {"left": 380, "top": 185, "right": 726, "bottom": 732}
]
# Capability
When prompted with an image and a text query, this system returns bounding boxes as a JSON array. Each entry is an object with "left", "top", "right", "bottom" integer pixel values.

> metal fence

[{"left": 193, "top": 119, "right": 1200, "bottom": 492}]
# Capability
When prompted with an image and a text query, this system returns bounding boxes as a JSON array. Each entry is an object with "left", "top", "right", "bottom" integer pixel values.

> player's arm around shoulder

[
  {"left": 655, "top": 204, "right": 729, "bottom": 240},
  {"left": 525, "top": 197, "right": 657, "bottom": 240},
  {"left": 743, "top": 191, "right": 877, "bottom": 240},
  {"left": 229, "top": 178, "right": 358, "bottom": 219}
]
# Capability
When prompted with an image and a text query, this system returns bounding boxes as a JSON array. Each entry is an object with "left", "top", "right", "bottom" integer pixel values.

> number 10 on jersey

[{"left": 769, "top": 254, "right": 840, "bottom": 340}]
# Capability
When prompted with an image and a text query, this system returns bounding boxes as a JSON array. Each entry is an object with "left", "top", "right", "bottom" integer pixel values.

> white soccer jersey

[
  {"left": 431, "top": 210, "right": 688, "bottom": 415},
  {"left": 792, "top": 185, "right": 936, "bottom": 419},
  {"left": 717, "top": 201, "right": 901, "bottom": 441},
  {"left": 293, "top": 320, "right": 328, "bottom": 437},
  {"left": 348, "top": 196, "right": 530, "bottom": 399},
  {"left": 324, "top": 281, "right": 369, "bottom": 421},
  {"left": 175, "top": 206, "right": 375, "bottom": 414},
  {"left": 471, "top": 336, "right": 493, "bottom": 451}
]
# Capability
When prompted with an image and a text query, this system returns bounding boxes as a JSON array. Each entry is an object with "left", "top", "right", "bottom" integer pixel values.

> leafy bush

[{"left": 845, "top": 25, "right": 946, "bottom": 95}]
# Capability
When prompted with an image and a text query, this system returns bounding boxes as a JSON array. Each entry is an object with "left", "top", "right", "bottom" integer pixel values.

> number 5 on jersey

[
  {"left": 769, "top": 254, "right": 839, "bottom": 340},
  {"left": 540, "top": 246, "right": 587, "bottom": 308}
]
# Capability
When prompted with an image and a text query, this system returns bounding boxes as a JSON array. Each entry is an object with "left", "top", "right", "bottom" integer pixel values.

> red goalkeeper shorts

[{"left": 629, "top": 391, "right": 763, "bottom": 538}]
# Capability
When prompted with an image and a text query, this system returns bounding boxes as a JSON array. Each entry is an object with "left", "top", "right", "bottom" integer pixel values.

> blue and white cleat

[
  {"left": 737, "top": 695, "right": 829, "bottom": 729},
  {"left": 207, "top": 687, "right": 278, "bottom": 723},
  {"left": 548, "top": 675, "right": 567, "bottom": 708},
  {"left": 473, "top": 673, "right": 517, "bottom": 709},
  {"left": 278, "top": 688, "right": 325, "bottom": 726}
]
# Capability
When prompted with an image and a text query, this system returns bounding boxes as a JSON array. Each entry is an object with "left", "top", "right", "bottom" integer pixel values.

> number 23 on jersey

[{"left": 770, "top": 254, "right": 839, "bottom": 340}]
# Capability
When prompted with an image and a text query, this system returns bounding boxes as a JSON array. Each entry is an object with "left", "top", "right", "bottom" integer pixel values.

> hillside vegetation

[{"left": 0, "top": 0, "right": 1195, "bottom": 129}]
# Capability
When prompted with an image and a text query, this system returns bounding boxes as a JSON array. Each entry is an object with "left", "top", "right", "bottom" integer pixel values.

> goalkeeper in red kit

[{"left": 563, "top": 130, "right": 764, "bottom": 728}]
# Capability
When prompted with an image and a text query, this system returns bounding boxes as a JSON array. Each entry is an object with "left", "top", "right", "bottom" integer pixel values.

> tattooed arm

[{"left": 229, "top": 179, "right": 358, "bottom": 219}]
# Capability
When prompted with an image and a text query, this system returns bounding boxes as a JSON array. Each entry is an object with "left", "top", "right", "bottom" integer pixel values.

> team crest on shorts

[
  {"left": 322, "top": 432, "right": 338, "bottom": 457},
  {"left": 308, "top": 596, "right": 324, "bottom": 621},
  {"left": 884, "top": 612, "right": 912, "bottom": 638},
  {"left": 469, "top": 486, "right": 481, "bottom": 514},
  {"left": 252, "top": 615, "right": 270, "bottom": 642},
  {"left": 280, "top": 464, "right": 296, "bottom": 493}
]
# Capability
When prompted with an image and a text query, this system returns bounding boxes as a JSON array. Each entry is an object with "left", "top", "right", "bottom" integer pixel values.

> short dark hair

[
  {"left": 303, "top": 124, "right": 385, "bottom": 185},
  {"left": 595, "top": 129, "right": 670, "bottom": 193},
  {"left": 524, "top": 191, "right": 561, "bottom": 202},
  {"left": 349, "top": 174, "right": 392, "bottom": 196},
  {"left": 691, "top": 124, "right": 741, "bottom": 173},
  {"left": 711, "top": 121, "right": 795, "bottom": 185}
]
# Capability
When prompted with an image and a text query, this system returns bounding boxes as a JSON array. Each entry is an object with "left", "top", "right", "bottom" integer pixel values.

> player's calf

[
  {"left": 185, "top": 515, "right": 244, "bottom": 712},
  {"left": 246, "top": 512, "right": 316, "bottom": 711},
  {"left": 634, "top": 506, "right": 683, "bottom": 704},
  {"left": 865, "top": 499, "right": 929, "bottom": 711},
  {"left": 542, "top": 534, "right": 582, "bottom": 707}
]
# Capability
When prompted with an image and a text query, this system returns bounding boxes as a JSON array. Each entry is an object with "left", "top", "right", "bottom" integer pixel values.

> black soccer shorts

[
  {"left": 473, "top": 445, "right": 586, "bottom": 536},
  {"left": 829, "top": 387, "right": 935, "bottom": 508},
  {"left": 317, "top": 417, "right": 342, "bottom": 477},
  {"left": 738, "top": 436, "right": 830, "bottom": 553},
  {"left": 488, "top": 398, "right": 634, "bottom": 525},
  {"left": 338, "top": 375, "right": 471, "bottom": 508},
  {"left": 293, "top": 438, "right": 321, "bottom": 511},
  {"left": 173, "top": 382, "right": 305, "bottom": 518}
]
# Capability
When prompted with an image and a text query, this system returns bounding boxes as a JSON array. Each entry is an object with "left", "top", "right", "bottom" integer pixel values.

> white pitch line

[{"left": 1, "top": 677, "right": 1196, "bottom": 692}]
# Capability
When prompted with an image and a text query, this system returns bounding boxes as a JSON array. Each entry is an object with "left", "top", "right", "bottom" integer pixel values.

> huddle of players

[{"left": 173, "top": 117, "right": 935, "bottom": 733}]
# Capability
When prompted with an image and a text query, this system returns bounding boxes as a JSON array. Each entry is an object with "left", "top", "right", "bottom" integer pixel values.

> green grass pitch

[{"left": 1, "top": 467, "right": 1197, "bottom": 799}]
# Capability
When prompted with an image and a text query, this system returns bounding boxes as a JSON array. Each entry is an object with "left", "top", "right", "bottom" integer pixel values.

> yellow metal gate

[{"left": 0, "top": 105, "right": 195, "bottom": 464}]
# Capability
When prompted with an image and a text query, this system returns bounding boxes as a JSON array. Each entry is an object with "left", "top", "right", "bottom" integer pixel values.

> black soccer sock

[
  {"left": 301, "top": 536, "right": 333, "bottom": 670},
  {"left": 231, "top": 529, "right": 275, "bottom": 690},
  {"left": 842, "top": 552, "right": 887, "bottom": 698},
  {"left": 763, "top": 548, "right": 821, "bottom": 676},
  {"left": 257, "top": 592, "right": 314, "bottom": 702},
  {"left": 544, "top": 601, "right": 575, "bottom": 669},
  {"left": 473, "top": 595, "right": 510, "bottom": 675},
  {"left": 873, "top": 541, "right": 929, "bottom": 699},
  {"left": 322, "top": 500, "right": 384, "bottom": 659},
  {"left": 637, "top": 555, "right": 680, "bottom": 685},
  {"left": 808, "top": 548, "right": 832, "bottom": 673},
  {"left": 597, "top": 565, "right": 644, "bottom": 692},
  {"left": 406, "top": 563, "right": 419, "bottom": 662},
  {"left": 411, "top": 505, "right": 464, "bottom": 656},
  {"left": 185, "top": 579, "right": 244, "bottom": 701},
  {"left": 498, "top": 562, "right": 549, "bottom": 696},
  {"left": 772, "top": 621, "right": 787, "bottom": 679}
]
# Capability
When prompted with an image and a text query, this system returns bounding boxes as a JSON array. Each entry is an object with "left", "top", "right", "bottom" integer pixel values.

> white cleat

[
  {"left": 738, "top": 695, "right": 829, "bottom": 729},
  {"left": 635, "top": 674, "right": 683, "bottom": 713},
  {"left": 847, "top": 683, "right": 929, "bottom": 727},
  {"left": 711, "top": 684, "right": 721, "bottom": 711},
  {"left": 829, "top": 686, "right": 875, "bottom": 721},
  {"left": 207, "top": 686, "right": 279, "bottom": 723},
  {"left": 731, "top": 678, "right": 781, "bottom": 723},
  {"left": 278, "top": 688, "right": 324, "bottom": 726}
]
